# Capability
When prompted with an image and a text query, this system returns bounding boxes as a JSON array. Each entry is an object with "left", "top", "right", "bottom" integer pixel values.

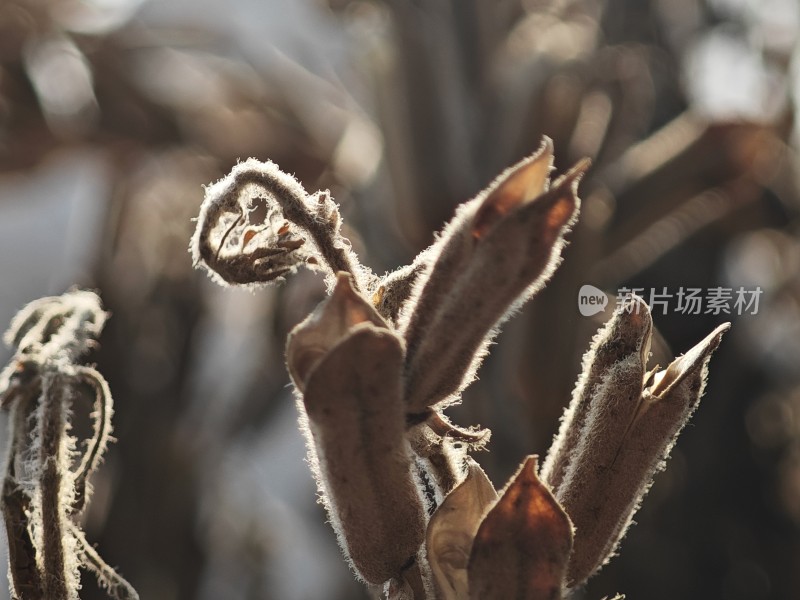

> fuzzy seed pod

[
  {"left": 542, "top": 295, "right": 652, "bottom": 494},
  {"left": 401, "top": 138, "right": 587, "bottom": 411},
  {"left": 190, "top": 159, "right": 373, "bottom": 291},
  {"left": 573, "top": 323, "right": 730, "bottom": 580},
  {"left": 556, "top": 315, "right": 729, "bottom": 586},
  {"left": 287, "top": 274, "right": 427, "bottom": 584}
]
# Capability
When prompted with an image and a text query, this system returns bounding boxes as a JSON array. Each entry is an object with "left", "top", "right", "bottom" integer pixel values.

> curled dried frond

[
  {"left": 190, "top": 158, "right": 373, "bottom": 291},
  {"left": 1, "top": 290, "right": 107, "bottom": 390}
]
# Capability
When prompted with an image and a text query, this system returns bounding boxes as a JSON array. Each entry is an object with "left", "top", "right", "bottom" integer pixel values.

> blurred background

[{"left": 1, "top": 0, "right": 799, "bottom": 598}]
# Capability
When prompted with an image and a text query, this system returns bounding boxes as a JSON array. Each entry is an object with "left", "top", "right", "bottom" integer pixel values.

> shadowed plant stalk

[
  {"left": 0, "top": 291, "right": 137, "bottom": 600},
  {"left": 190, "top": 138, "right": 729, "bottom": 599}
]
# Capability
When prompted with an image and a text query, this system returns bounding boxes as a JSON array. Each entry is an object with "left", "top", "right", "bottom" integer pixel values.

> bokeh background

[{"left": 1, "top": 0, "right": 799, "bottom": 598}]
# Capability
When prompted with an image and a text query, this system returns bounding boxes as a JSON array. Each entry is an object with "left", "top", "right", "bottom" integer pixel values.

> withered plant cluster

[
  {"left": 0, "top": 291, "right": 136, "bottom": 600},
  {"left": 191, "top": 139, "right": 728, "bottom": 599}
]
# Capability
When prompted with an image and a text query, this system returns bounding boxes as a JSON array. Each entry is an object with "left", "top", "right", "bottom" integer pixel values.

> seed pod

[
  {"left": 427, "top": 459, "right": 497, "bottom": 600},
  {"left": 301, "top": 326, "right": 426, "bottom": 584},
  {"left": 287, "top": 274, "right": 426, "bottom": 585},
  {"left": 402, "top": 139, "right": 587, "bottom": 411},
  {"left": 542, "top": 295, "right": 652, "bottom": 494},
  {"left": 560, "top": 323, "right": 729, "bottom": 586},
  {"left": 468, "top": 456, "right": 573, "bottom": 600}
]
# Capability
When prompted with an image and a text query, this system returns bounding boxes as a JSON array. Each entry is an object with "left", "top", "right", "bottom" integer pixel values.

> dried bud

[
  {"left": 373, "top": 260, "right": 427, "bottom": 325},
  {"left": 286, "top": 272, "right": 389, "bottom": 393},
  {"left": 426, "top": 459, "right": 497, "bottom": 600},
  {"left": 555, "top": 314, "right": 729, "bottom": 586},
  {"left": 401, "top": 138, "right": 588, "bottom": 411},
  {"left": 3, "top": 290, "right": 106, "bottom": 360},
  {"left": 468, "top": 456, "right": 573, "bottom": 600}
]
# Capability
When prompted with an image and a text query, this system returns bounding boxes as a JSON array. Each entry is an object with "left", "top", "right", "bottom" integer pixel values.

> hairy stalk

[
  {"left": 3, "top": 385, "right": 43, "bottom": 600},
  {"left": 39, "top": 373, "right": 71, "bottom": 600}
]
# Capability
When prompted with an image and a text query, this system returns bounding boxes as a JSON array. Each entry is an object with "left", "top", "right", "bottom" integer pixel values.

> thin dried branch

[{"left": 70, "top": 367, "right": 114, "bottom": 514}]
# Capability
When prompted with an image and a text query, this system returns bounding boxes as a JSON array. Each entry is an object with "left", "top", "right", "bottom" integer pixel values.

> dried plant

[
  {"left": 0, "top": 291, "right": 136, "bottom": 600},
  {"left": 190, "top": 138, "right": 730, "bottom": 599}
]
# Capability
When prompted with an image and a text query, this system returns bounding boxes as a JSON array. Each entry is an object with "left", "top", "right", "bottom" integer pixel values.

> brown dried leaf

[
  {"left": 468, "top": 456, "right": 572, "bottom": 600},
  {"left": 427, "top": 459, "right": 498, "bottom": 600}
]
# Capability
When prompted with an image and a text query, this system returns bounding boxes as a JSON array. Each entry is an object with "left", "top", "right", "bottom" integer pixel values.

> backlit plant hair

[
  {"left": 0, "top": 290, "right": 137, "bottom": 600},
  {"left": 190, "top": 138, "right": 729, "bottom": 598}
]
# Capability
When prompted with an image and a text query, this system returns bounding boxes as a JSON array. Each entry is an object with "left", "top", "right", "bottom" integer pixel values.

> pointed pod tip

[
  {"left": 618, "top": 293, "right": 649, "bottom": 315},
  {"left": 613, "top": 294, "right": 653, "bottom": 349},
  {"left": 537, "top": 136, "right": 555, "bottom": 160},
  {"left": 649, "top": 321, "right": 730, "bottom": 398},
  {"left": 472, "top": 144, "right": 556, "bottom": 239},
  {"left": 553, "top": 157, "right": 591, "bottom": 191},
  {"left": 714, "top": 321, "right": 732, "bottom": 336},
  {"left": 333, "top": 270, "right": 356, "bottom": 290},
  {"left": 520, "top": 454, "right": 540, "bottom": 477},
  {"left": 286, "top": 273, "right": 388, "bottom": 392}
]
